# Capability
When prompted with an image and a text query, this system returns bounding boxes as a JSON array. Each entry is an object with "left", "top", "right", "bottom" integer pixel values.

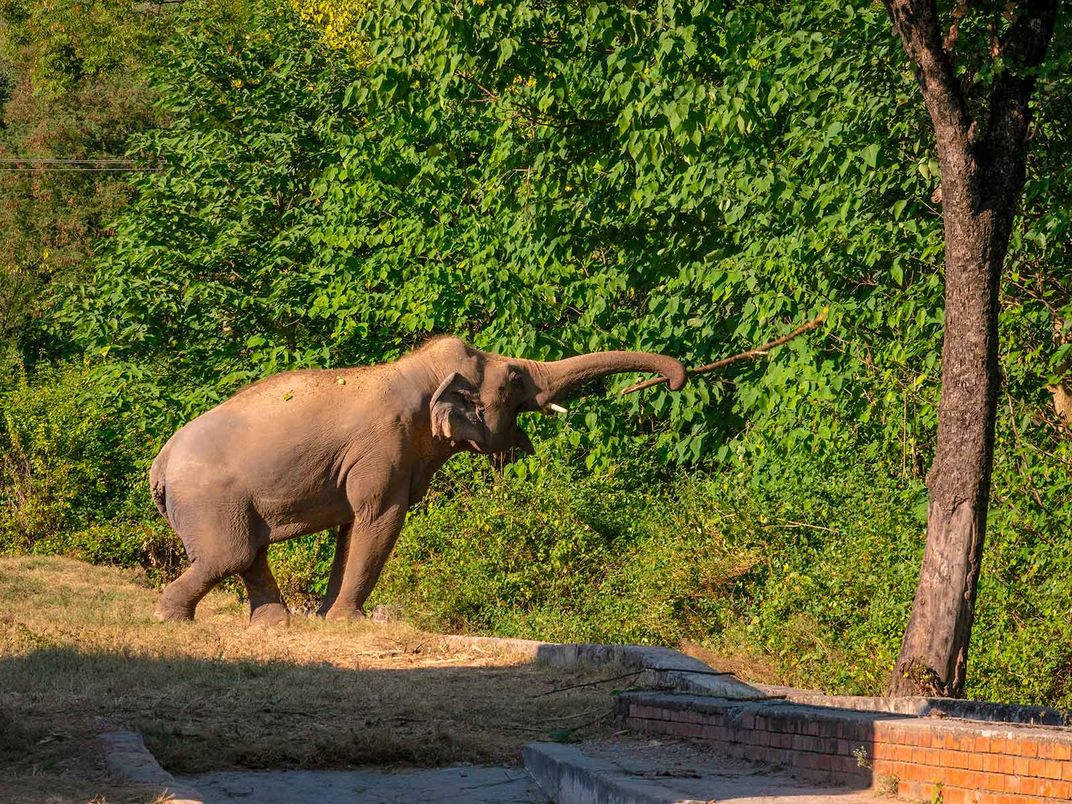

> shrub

[
  {"left": 267, "top": 531, "right": 337, "bottom": 612},
  {"left": 0, "top": 362, "right": 174, "bottom": 573},
  {"left": 372, "top": 446, "right": 919, "bottom": 680}
]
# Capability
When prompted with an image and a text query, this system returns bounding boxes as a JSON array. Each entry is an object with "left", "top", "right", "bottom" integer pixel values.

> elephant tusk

[{"left": 548, "top": 403, "right": 568, "bottom": 414}]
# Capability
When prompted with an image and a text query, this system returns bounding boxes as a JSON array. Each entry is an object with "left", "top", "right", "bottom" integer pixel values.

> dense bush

[
  {"left": 372, "top": 447, "right": 921, "bottom": 692},
  {"left": 0, "top": 0, "right": 179, "bottom": 365},
  {"left": 65, "top": 0, "right": 927, "bottom": 466},
  {"left": 0, "top": 363, "right": 181, "bottom": 577},
  {"left": 66, "top": 0, "right": 1072, "bottom": 473},
  {"left": 0, "top": 365, "right": 136, "bottom": 549}
]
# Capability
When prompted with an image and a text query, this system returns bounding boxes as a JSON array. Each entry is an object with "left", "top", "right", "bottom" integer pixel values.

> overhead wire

[{"left": 0, "top": 158, "right": 158, "bottom": 172}]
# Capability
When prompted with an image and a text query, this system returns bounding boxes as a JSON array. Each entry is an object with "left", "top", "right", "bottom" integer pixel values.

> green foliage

[
  {"left": 374, "top": 445, "right": 922, "bottom": 692},
  {"left": 70, "top": 0, "right": 1072, "bottom": 474},
  {"left": 0, "top": 0, "right": 180, "bottom": 364},
  {"left": 62, "top": 0, "right": 369, "bottom": 419},
  {"left": 267, "top": 531, "right": 337, "bottom": 610},
  {"left": 0, "top": 0, "right": 166, "bottom": 94},
  {"left": 65, "top": 0, "right": 929, "bottom": 465},
  {"left": 0, "top": 363, "right": 177, "bottom": 573},
  {"left": 970, "top": 442, "right": 1072, "bottom": 706},
  {"left": 354, "top": 0, "right": 948, "bottom": 467},
  {"left": 0, "top": 365, "right": 121, "bottom": 549}
]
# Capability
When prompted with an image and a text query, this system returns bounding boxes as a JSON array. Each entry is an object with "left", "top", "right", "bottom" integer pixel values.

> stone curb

[
  {"left": 755, "top": 689, "right": 1072, "bottom": 727},
  {"left": 99, "top": 730, "right": 204, "bottom": 804},
  {"left": 438, "top": 634, "right": 776, "bottom": 700},
  {"left": 523, "top": 742, "right": 686, "bottom": 804}
]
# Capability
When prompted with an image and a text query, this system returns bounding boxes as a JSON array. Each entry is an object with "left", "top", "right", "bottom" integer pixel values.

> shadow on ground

[
  {"left": 0, "top": 554, "right": 622, "bottom": 801},
  {"left": 0, "top": 645, "right": 618, "bottom": 775}
]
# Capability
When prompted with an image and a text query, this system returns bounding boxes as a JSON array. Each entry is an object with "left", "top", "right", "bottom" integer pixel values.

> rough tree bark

[{"left": 884, "top": 0, "right": 1058, "bottom": 697}]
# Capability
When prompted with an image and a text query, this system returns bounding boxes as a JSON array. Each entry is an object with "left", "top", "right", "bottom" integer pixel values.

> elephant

[{"left": 149, "top": 336, "right": 686, "bottom": 626}]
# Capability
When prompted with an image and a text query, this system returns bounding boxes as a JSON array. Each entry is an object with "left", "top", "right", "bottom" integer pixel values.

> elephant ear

[{"left": 430, "top": 372, "right": 489, "bottom": 448}]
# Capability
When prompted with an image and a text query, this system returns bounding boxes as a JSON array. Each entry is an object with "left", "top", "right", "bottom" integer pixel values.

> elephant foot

[
  {"left": 154, "top": 600, "right": 195, "bottom": 622},
  {"left": 249, "top": 603, "right": 290, "bottom": 629},
  {"left": 324, "top": 604, "right": 366, "bottom": 622}
]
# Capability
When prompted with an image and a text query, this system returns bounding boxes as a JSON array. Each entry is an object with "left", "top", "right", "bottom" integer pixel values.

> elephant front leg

[
  {"left": 316, "top": 522, "right": 352, "bottom": 617},
  {"left": 324, "top": 501, "right": 407, "bottom": 622}
]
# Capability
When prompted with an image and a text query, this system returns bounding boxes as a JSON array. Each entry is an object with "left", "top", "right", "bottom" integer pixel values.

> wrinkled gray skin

[{"left": 150, "top": 336, "right": 686, "bottom": 627}]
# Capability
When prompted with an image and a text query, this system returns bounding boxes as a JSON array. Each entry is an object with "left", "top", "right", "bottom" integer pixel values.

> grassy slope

[{"left": 0, "top": 556, "right": 622, "bottom": 802}]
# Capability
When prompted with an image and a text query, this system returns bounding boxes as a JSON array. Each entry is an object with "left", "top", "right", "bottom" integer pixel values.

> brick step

[{"left": 618, "top": 692, "right": 1072, "bottom": 803}]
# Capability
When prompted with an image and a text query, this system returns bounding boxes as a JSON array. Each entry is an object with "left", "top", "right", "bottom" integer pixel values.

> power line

[
  {"left": 0, "top": 158, "right": 139, "bottom": 163},
  {"left": 0, "top": 168, "right": 157, "bottom": 172},
  {"left": 0, "top": 158, "right": 157, "bottom": 171}
]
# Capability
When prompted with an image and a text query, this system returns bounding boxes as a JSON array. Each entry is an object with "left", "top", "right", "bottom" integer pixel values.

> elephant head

[{"left": 427, "top": 339, "right": 687, "bottom": 465}]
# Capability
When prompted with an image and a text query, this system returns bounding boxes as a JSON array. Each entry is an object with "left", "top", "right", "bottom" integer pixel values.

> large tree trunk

[
  {"left": 883, "top": 0, "right": 1057, "bottom": 698},
  {"left": 887, "top": 159, "right": 1011, "bottom": 697}
]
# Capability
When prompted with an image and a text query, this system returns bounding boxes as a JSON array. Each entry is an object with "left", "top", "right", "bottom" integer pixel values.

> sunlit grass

[{"left": 0, "top": 555, "right": 622, "bottom": 801}]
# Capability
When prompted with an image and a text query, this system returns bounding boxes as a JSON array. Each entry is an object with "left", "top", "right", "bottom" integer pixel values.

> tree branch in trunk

[{"left": 619, "top": 310, "right": 828, "bottom": 396}]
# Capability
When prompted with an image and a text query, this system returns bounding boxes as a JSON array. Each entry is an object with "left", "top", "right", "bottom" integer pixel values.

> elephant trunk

[{"left": 528, "top": 351, "right": 687, "bottom": 408}]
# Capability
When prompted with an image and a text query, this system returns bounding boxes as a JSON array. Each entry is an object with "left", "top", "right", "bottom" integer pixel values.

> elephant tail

[{"left": 149, "top": 440, "right": 172, "bottom": 522}]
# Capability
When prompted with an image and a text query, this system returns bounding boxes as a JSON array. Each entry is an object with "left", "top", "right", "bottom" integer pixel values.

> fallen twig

[
  {"left": 761, "top": 517, "right": 840, "bottom": 534},
  {"left": 532, "top": 665, "right": 740, "bottom": 699},
  {"left": 532, "top": 669, "right": 645, "bottom": 698},
  {"left": 621, "top": 308, "right": 829, "bottom": 395}
]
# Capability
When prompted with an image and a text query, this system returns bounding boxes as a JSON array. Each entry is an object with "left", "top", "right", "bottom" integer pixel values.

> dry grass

[
  {"left": 0, "top": 555, "right": 627, "bottom": 802},
  {"left": 678, "top": 639, "right": 783, "bottom": 688}
]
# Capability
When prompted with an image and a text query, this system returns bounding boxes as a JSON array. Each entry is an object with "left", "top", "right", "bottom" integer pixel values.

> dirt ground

[{"left": 0, "top": 556, "right": 628, "bottom": 803}]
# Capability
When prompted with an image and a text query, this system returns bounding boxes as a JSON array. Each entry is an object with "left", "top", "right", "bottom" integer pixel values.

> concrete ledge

[
  {"left": 99, "top": 730, "right": 203, "bottom": 804},
  {"left": 441, "top": 634, "right": 1072, "bottom": 728},
  {"left": 757, "top": 689, "right": 1072, "bottom": 727},
  {"left": 523, "top": 740, "right": 886, "bottom": 803},
  {"left": 443, "top": 633, "right": 1072, "bottom": 732},
  {"left": 438, "top": 635, "right": 774, "bottom": 699}
]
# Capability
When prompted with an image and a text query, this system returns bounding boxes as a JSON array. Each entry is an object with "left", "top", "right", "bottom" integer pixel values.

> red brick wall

[{"left": 618, "top": 693, "right": 1072, "bottom": 803}]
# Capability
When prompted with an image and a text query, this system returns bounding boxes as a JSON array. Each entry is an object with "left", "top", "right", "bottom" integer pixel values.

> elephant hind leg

[
  {"left": 155, "top": 556, "right": 232, "bottom": 622},
  {"left": 241, "top": 546, "right": 289, "bottom": 628},
  {"left": 316, "top": 522, "right": 352, "bottom": 617},
  {"left": 156, "top": 507, "right": 262, "bottom": 623}
]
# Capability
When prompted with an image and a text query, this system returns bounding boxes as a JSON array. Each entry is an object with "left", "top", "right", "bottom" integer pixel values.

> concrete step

[{"left": 523, "top": 739, "right": 888, "bottom": 804}]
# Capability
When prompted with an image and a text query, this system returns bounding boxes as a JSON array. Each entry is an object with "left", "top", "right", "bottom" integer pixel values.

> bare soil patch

[{"left": 0, "top": 556, "right": 625, "bottom": 801}]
